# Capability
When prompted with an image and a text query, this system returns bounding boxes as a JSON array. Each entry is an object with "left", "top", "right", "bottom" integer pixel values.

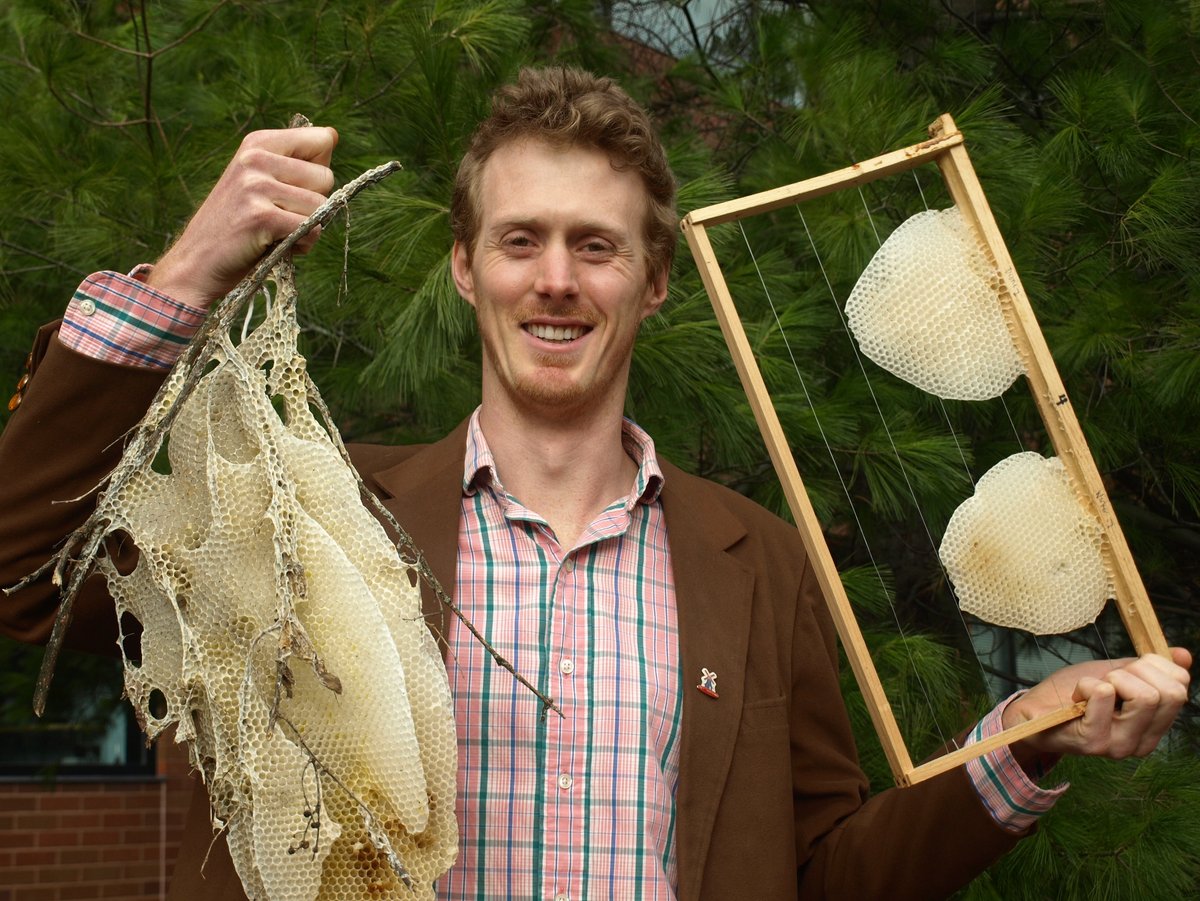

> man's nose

[{"left": 534, "top": 243, "right": 579, "bottom": 300}]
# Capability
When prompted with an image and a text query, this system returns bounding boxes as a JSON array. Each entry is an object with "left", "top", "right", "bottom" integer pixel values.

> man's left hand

[{"left": 1005, "top": 647, "right": 1191, "bottom": 761}]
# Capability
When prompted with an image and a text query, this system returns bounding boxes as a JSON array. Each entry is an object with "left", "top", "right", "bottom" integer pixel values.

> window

[{"left": 0, "top": 634, "right": 153, "bottom": 777}]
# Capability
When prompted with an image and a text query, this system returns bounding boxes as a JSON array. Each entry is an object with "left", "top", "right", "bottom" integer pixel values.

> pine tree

[{"left": 1, "top": 1, "right": 1197, "bottom": 896}]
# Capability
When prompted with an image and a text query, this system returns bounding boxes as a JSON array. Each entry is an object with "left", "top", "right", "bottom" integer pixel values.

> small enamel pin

[{"left": 696, "top": 667, "right": 719, "bottom": 699}]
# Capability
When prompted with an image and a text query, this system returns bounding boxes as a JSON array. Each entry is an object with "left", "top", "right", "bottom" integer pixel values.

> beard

[{"left": 475, "top": 303, "right": 639, "bottom": 417}]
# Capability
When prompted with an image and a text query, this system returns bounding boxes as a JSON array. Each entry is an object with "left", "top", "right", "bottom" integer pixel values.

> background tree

[{"left": 1, "top": 0, "right": 1197, "bottom": 896}]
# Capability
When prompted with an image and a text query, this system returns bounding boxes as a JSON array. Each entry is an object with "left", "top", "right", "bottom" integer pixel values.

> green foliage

[
  {"left": 962, "top": 753, "right": 1200, "bottom": 901},
  {"left": 2, "top": 1, "right": 1199, "bottom": 896}
]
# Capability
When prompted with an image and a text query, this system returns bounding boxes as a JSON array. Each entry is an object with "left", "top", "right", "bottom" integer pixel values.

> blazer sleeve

[
  {"left": 0, "top": 323, "right": 165, "bottom": 652},
  {"left": 790, "top": 555, "right": 1023, "bottom": 900}
]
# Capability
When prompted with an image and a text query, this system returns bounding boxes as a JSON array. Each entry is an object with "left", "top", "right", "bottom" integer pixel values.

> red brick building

[{"left": 0, "top": 739, "right": 193, "bottom": 901}]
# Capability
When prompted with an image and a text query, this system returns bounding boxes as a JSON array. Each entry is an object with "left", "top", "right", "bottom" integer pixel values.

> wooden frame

[{"left": 681, "top": 114, "right": 1170, "bottom": 787}]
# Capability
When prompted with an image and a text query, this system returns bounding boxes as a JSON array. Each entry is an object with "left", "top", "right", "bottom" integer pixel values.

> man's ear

[
  {"left": 641, "top": 267, "right": 668, "bottom": 321},
  {"left": 451, "top": 240, "right": 476, "bottom": 307}
]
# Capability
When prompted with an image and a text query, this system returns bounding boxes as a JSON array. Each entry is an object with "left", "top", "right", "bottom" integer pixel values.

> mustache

[{"left": 511, "top": 304, "right": 599, "bottom": 325}]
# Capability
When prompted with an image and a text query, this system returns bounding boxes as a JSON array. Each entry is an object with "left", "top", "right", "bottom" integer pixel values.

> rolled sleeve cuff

[
  {"left": 964, "top": 693, "right": 1068, "bottom": 833},
  {"left": 59, "top": 267, "right": 205, "bottom": 370}
]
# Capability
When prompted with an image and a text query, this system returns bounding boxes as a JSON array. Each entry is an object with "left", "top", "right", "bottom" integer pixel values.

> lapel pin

[{"left": 696, "top": 668, "right": 719, "bottom": 699}]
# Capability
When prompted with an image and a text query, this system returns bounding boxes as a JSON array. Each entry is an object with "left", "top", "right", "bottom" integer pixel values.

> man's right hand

[{"left": 145, "top": 126, "right": 338, "bottom": 310}]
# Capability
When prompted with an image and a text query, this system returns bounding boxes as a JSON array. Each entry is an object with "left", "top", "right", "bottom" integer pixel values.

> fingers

[
  {"left": 249, "top": 125, "right": 339, "bottom": 166},
  {"left": 1109, "top": 653, "right": 1191, "bottom": 757},
  {"left": 223, "top": 137, "right": 336, "bottom": 229},
  {"left": 227, "top": 134, "right": 337, "bottom": 261},
  {"left": 237, "top": 137, "right": 338, "bottom": 198},
  {"left": 1073, "top": 652, "right": 1190, "bottom": 759},
  {"left": 1048, "top": 676, "right": 1112, "bottom": 756},
  {"left": 1012, "top": 649, "right": 1190, "bottom": 761},
  {"left": 238, "top": 178, "right": 330, "bottom": 244},
  {"left": 147, "top": 125, "right": 339, "bottom": 308}
]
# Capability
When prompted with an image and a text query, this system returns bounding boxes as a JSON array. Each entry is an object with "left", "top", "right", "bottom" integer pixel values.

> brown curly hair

[{"left": 450, "top": 66, "right": 677, "bottom": 280}]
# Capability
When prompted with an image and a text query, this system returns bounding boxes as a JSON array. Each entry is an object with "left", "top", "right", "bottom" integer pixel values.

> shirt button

[
  {"left": 554, "top": 894, "right": 570, "bottom": 901},
  {"left": 557, "top": 773, "right": 573, "bottom": 790},
  {"left": 562, "top": 558, "right": 575, "bottom": 573},
  {"left": 77, "top": 298, "right": 97, "bottom": 316},
  {"left": 560, "top": 658, "right": 574, "bottom": 675}
]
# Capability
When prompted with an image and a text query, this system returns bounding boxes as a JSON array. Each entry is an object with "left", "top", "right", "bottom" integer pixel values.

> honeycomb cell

[
  {"left": 939, "top": 452, "right": 1112, "bottom": 634},
  {"left": 846, "top": 207, "right": 1025, "bottom": 400},
  {"left": 96, "top": 277, "right": 457, "bottom": 899}
]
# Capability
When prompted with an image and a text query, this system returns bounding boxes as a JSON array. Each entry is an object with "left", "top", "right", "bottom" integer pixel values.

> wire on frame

[{"left": 680, "top": 113, "right": 1170, "bottom": 787}]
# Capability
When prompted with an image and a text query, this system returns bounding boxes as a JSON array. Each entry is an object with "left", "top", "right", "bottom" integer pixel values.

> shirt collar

[{"left": 462, "top": 406, "right": 664, "bottom": 508}]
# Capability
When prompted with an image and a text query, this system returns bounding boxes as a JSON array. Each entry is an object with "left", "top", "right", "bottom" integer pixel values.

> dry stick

[
  {"left": 275, "top": 713, "right": 415, "bottom": 890},
  {"left": 238, "top": 625, "right": 414, "bottom": 886},
  {"left": 8, "top": 159, "right": 399, "bottom": 617},
  {"left": 22, "top": 163, "right": 398, "bottom": 714}
]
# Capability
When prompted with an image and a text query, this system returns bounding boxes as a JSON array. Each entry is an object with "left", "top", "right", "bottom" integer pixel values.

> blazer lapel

[
  {"left": 366, "top": 421, "right": 469, "bottom": 650},
  {"left": 659, "top": 464, "right": 755, "bottom": 901}
]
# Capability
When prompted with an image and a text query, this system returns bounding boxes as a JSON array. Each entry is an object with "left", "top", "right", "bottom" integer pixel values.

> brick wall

[{"left": 0, "top": 739, "right": 193, "bottom": 901}]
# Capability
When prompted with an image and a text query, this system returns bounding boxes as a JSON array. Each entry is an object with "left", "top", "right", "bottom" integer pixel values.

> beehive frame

[{"left": 681, "top": 113, "right": 1170, "bottom": 787}]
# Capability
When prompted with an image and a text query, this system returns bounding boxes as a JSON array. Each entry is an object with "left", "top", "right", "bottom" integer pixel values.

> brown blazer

[{"left": 0, "top": 326, "right": 1023, "bottom": 900}]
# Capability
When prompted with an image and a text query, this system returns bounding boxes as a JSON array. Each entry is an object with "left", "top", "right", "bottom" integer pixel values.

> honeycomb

[
  {"left": 96, "top": 272, "right": 457, "bottom": 899},
  {"left": 845, "top": 207, "right": 1025, "bottom": 400},
  {"left": 939, "top": 452, "right": 1112, "bottom": 634}
]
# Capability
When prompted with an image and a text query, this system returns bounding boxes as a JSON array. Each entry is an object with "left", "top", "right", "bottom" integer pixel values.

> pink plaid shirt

[
  {"left": 57, "top": 270, "right": 1065, "bottom": 895},
  {"left": 59, "top": 267, "right": 204, "bottom": 369},
  {"left": 966, "top": 693, "right": 1068, "bottom": 833},
  {"left": 440, "top": 411, "right": 681, "bottom": 899}
]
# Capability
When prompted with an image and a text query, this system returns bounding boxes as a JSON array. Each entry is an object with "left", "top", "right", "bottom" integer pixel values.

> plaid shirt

[
  {"left": 440, "top": 410, "right": 681, "bottom": 899},
  {"left": 60, "top": 267, "right": 204, "bottom": 369},
  {"left": 58, "top": 270, "right": 1064, "bottom": 895}
]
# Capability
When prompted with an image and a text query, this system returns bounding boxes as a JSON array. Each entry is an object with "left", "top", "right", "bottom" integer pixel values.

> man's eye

[
  {"left": 581, "top": 241, "right": 611, "bottom": 254},
  {"left": 500, "top": 232, "right": 538, "bottom": 249}
]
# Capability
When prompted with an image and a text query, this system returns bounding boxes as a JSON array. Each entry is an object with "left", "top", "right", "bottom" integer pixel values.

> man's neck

[{"left": 477, "top": 399, "right": 639, "bottom": 550}]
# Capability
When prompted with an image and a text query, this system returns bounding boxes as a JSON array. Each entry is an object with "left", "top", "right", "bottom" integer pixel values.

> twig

[
  {"left": 0, "top": 239, "right": 80, "bottom": 274},
  {"left": 275, "top": 714, "right": 415, "bottom": 890},
  {"left": 70, "top": 0, "right": 232, "bottom": 60}
]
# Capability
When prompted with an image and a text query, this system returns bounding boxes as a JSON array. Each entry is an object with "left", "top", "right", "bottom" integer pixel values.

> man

[{"left": 0, "top": 67, "right": 1190, "bottom": 900}]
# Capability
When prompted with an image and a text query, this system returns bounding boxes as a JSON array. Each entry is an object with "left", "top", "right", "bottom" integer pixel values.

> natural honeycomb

[
  {"left": 939, "top": 452, "right": 1112, "bottom": 634},
  {"left": 97, "top": 271, "right": 457, "bottom": 899},
  {"left": 845, "top": 207, "right": 1025, "bottom": 400}
]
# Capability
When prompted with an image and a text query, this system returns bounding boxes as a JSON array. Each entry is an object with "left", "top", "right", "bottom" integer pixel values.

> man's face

[{"left": 451, "top": 138, "right": 667, "bottom": 420}]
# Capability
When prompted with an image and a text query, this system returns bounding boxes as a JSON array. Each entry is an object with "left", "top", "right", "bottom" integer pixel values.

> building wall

[{"left": 0, "top": 739, "right": 192, "bottom": 901}]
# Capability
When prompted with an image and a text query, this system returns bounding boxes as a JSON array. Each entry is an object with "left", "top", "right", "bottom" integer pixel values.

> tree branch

[
  {"left": 303, "top": 372, "right": 562, "bottom": 719},
  {"left": 70, "top": 0, "right": 232, "bottom": 60}
]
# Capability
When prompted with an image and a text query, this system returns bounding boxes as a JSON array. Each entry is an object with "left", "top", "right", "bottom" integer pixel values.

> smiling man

[
  {"left": 454, "top": 137, "right": 668, "bottom": 411},
  {"left": 451, "top": 134, "right": 667, "bottom": 548},
  {"left": 0, "top": 67, "right": 1190, "bottom": 901}
]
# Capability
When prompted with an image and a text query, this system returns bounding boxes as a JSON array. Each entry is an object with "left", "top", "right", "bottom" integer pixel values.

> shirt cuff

[
  {"left": 964, "top": 693, "right": 1068, "bottom": 833},
  {"left": 59, "top": 267, "right": 206, "bottom": 371}
]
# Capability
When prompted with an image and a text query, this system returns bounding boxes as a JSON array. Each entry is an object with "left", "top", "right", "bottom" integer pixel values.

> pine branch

[{"left": 69, "top": 0, "right": 233, "bottom": 61}]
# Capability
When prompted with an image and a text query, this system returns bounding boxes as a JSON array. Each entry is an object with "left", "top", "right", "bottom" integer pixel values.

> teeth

[{"left": 528, "top": 324, "right": 585, "bottom": 342}]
